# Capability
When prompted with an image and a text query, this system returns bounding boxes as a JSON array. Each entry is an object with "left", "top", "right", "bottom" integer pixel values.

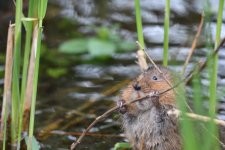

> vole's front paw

[
  {"left": 117, "top": 99, "right": 127, "bottom": 114},
  {"left": 149, "top": 91, "right": 160, "bottom": 106}
]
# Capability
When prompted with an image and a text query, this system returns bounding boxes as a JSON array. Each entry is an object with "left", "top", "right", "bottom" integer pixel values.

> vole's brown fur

[{"left": 119, "top": 66, "right": 182, "bottom": 150}]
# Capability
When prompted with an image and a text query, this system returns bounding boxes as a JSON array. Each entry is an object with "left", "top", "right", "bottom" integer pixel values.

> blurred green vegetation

[{"left": 59, "top": 26, "right": 136, "bottom": 57}]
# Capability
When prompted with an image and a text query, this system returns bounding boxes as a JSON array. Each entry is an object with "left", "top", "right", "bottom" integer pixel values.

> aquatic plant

[{"left": 1, "top": 0, "right": 48, "bottom": 149}]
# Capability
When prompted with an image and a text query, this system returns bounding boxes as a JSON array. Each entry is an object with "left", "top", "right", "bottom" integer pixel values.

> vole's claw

[{"left": 117, "top": 99, "right": 127, "bottom": 114}]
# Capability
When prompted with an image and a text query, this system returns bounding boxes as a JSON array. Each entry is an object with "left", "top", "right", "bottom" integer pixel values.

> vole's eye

[{"left": 152, "top": 76, "right": 157, "bottom": 80}]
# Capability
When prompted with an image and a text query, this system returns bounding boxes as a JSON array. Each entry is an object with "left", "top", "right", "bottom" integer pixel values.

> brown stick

[
  {"left": 0, "top": 23, "right": 15, "bottom": 139},
  {"left": 185, "top": 36, "right": 225, "bottom": 84},
  {"left": 51, "top": 130, "right": 124, "bottom": 138},
  {"left": 181, "top": 15, "right": 204, "bottom": 74}
]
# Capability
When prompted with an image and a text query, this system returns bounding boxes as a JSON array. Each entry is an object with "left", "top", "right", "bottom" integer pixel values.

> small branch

[
  {"left": 51, "top": 130, "right": 123, "bottom": 138},
  {"left": 185, "top": 36, "right": 225, "bottom": 84},
  {"left": 182, "top": 15, "right": 204, "bottom": 74}
]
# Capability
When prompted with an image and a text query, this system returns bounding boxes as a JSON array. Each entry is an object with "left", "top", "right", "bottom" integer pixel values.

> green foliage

[
  {"left": 59, "top": 39, "right": 88, "bottom": 54},
  {"left": 1, "top": 0, "right": 49, "bottom": 149},
  {"left": 113, "top": 142, "right": 132, "bottom": 150},
  {"left": 58, "top": 26, "right": 135, "bottom": 57},
  {"left": 88, "top": 38, "right": 116, "bottom": 57},
  {"left": 25, "top": 136, "right": 40, "bottom": 150}
]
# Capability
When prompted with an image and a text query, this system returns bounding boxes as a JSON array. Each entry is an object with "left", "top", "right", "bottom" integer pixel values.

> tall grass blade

[
  {"left": 208, "top": 0, "right": 224, "bottom": 149},
  {"left": 17, "top": 0, "right": 36, "bottom": 148},
  {"left": 134, "top": 0, "right": 144, "bottom": 46},
  {"left": 28, "top": 2, "right": 48, "bottom": 149},
  {"left": 11, "top": 0, "right": 23, "bottom": 144},
  {"left": 163, "top": 0, "right": 170, "bottom": 66}
]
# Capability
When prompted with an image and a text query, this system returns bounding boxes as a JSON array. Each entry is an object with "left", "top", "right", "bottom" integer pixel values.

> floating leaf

[
  {"left": 59, "top": 39, "right": 88, "bottom": 54},
  {"left": 88, "top": 38, "right": 116, "bottom": 57}
]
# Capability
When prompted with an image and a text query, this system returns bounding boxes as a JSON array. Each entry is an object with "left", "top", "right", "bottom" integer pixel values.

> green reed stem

[
  {"left": 208, "top": 0, "right": 224, "bottom": 149},
  {"left": 28, "top": 1, "right": 48, "bottom": 149},
  {"left": 28, "top": 25, "right": 42, "bottom": 150},
  {"left": 163, "top": 0, "right": 170, "bottom": 67},
  {"left": 209, "top": 0, "right": 224, "bottom": 116},
  {"left": 17, "top": 0, "right": 35, "bottom": 148},
  {"left": 11, "top": 0, "right": 22, "bottom": 143},
  {"left": 134, "top": 0, "right": 144, "bottom": 46}
]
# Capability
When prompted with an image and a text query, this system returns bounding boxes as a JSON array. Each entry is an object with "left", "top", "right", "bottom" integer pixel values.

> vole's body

[{"left": 119, "top": 66, "right": 182, "bottom": 150}]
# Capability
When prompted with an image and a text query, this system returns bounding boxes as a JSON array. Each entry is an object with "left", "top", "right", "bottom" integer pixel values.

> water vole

[{"left": 118, "top": 66, "right": 182, "bottom": 150}]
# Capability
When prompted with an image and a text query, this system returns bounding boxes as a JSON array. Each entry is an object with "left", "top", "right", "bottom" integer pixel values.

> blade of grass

[
  {"left": 17, "top": 0, "right": 36, "bottom": 148},
  {"left": 209, "top": 0, "right": 224, "bottom": 117},
  {"left": 28, "top": 1, "right": 48, "bottom": 147},
  {"left": 208, "top": 0, "right": 224, "bottom": 149},
  {"left": 134, "top": 0, "right": 144, "bottom": 46},
  {"left": 163, "top": 0, "right": 170, "bottom": 67},
  {"left": 11, "top": 0, "right": 22, "bottom": 144}
]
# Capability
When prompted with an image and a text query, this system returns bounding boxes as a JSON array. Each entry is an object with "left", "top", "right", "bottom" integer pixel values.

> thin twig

[
  {"left": 185, "top": 36, "right": 225, "bottom": 84},
  {"left": 182, "top": 15, "right": 204, "bottom": 74},
  {"left": 51, "top": 130, "right": 124, "bottom": 138}
]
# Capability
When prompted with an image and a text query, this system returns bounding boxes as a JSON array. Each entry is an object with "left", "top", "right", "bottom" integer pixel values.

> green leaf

[
  {"left": 38, "top": 0, "right": 48, "bottom": 20},
  {"left": 88, "top": 38, "right": 116, "bottom": 57},
  {"left": 25, "top": 136, "right": 40, "bottom": 150},
  {"left": 113, "top": 142, "right": 132, "bottom": 150},
  {"left": 59, "top": 39, "right": 88, "bottom": 54},
  {"left": 118, "top": 40, "right": 136, "bottom": 51}
]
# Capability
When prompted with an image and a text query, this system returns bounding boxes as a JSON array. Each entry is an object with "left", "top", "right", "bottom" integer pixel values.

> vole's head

[
  {"left": 135, "top": 66, "right": 176, "bottom": 105},
  {"left": 121, "top": 66, "right": 177, "bottom": 113}
]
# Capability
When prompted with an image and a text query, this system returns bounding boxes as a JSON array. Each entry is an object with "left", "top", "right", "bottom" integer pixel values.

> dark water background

[{"left": 0, "top": 0, "right": 225, "bottom": 149}]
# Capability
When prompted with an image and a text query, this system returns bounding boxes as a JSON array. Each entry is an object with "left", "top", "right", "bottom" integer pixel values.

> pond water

[{"left": 0, "top": 0, "right": 225, "bottom": 149}]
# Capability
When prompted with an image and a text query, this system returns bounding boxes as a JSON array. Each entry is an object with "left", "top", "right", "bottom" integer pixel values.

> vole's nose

[{"left": 133, "top": 83, "right": 141, "bottom": 91}]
